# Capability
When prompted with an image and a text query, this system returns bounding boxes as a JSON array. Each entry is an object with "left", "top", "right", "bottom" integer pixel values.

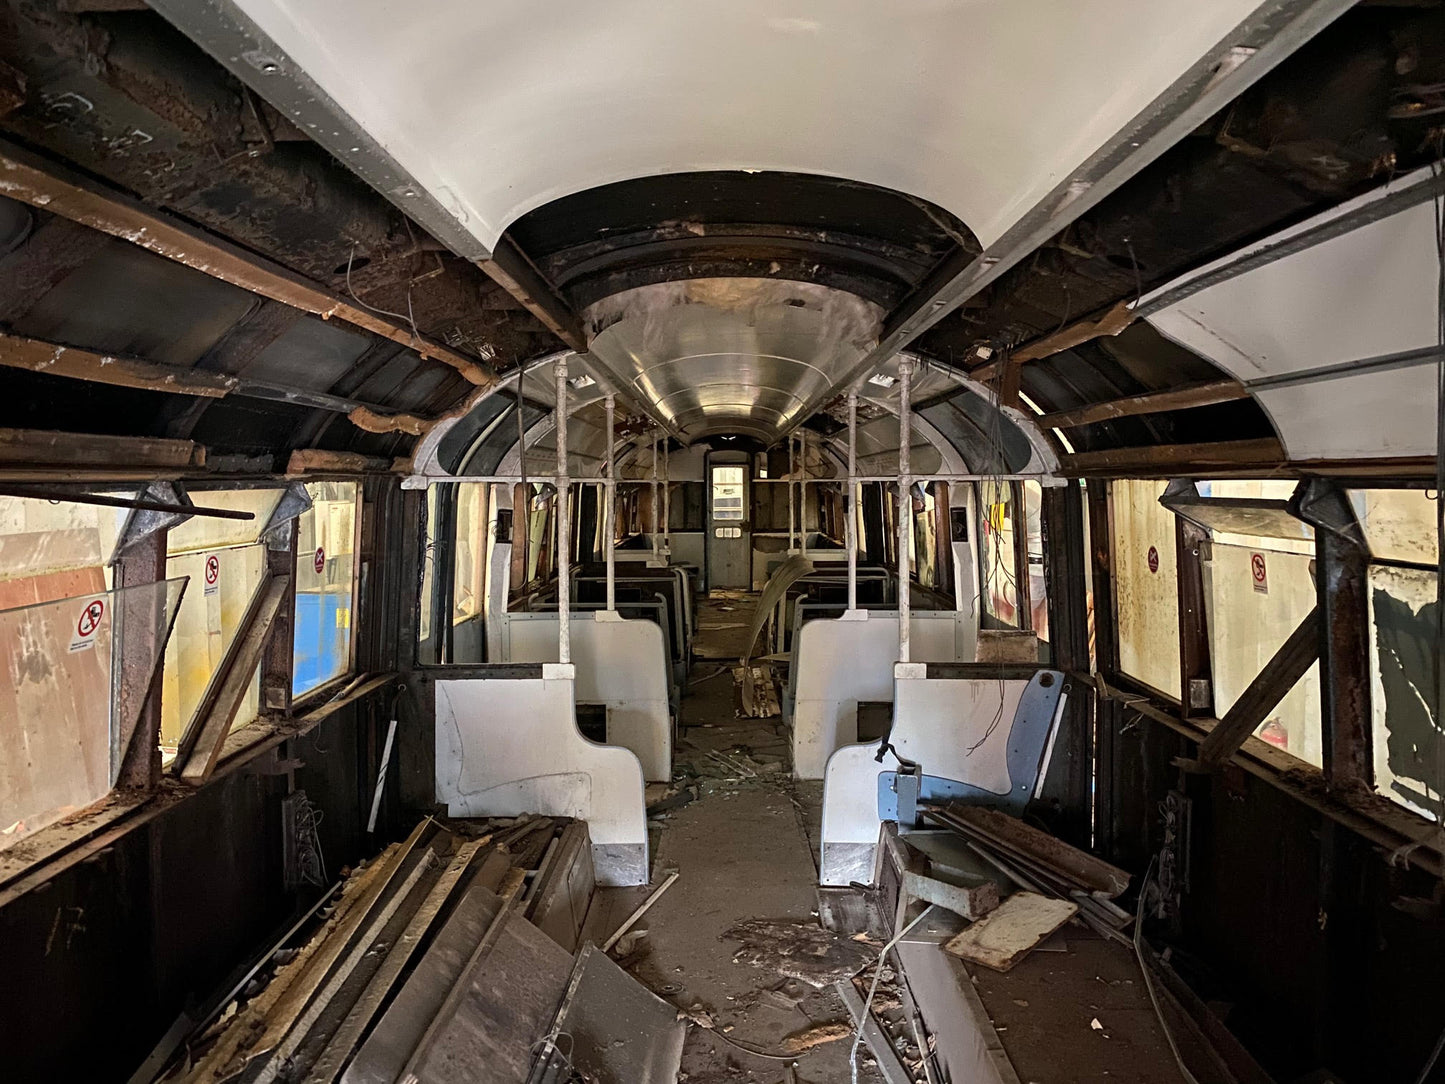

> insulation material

[
  {"left": 1368, "top": 565, "right": 1443, "bottom": 820},
  {"left": 0, "top": 579, "right": 184, "bottom": 847},
  {"left": 1111, "top": 480, "right": 1181, "bottom": 699}
]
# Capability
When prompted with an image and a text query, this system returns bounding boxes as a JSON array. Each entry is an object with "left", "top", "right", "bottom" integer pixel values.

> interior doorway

[{"left": 705, "top": 452, "right": 751, "bottom": 589}]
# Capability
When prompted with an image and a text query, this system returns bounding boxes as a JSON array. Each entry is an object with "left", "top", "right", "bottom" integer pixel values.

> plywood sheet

[{"left": 944, "top": 892, "right": 1078, "bottom": 972}]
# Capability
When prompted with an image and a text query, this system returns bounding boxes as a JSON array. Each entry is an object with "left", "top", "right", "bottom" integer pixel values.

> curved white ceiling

[
  {"left": 1146, "top": 166, "right": 1441, "bottom": 461},
  {"left": 216, "top": 0, "right": 1260, "bottom": 251}
]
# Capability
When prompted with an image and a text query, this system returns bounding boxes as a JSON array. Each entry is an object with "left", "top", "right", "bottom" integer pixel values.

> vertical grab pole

[
  {"left": 788, "top": 434, "right": 797, "bottom": 553},
  {"left": 897, "top": 358, "right": 914, "bottom": 663},
  {"left": 555, "top": 357, "right": 571, "bottom": 664},
  {"left": 605, "top": 393, "right": 616, "bottom": 612},
  {"left": 847, "top": 392, "right": 858, "bottom": 612},
  {"left": 650, "top": 431, "right": 660, "bottom": 562},
  {"left": 662, "top": 435, "right": 671, "bottom": 562}
]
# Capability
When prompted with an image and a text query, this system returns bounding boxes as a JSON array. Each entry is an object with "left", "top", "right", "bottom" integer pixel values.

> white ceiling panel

[{"left": 214, "top": 0, "right": 1261, "bottom": 250}]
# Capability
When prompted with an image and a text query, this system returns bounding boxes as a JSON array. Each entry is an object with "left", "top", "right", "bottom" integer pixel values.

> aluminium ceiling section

[
  {"left": 1147, "top": 184, "right": 1442, "bottom": 461},
  {"left": 585, "top": 280, "right": 883, "bottom": 444},
  {"left": 193, "top": 0, "right": 1263, "bottom": 251}
]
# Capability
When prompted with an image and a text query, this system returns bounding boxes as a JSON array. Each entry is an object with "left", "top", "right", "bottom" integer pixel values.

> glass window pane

[
  {"left": 1204, "top": 543, "right": 1322, "bottom": 767},
  {"left": 712, "top": 467, "right": 746, "bottom": 521},
  {"left": 1, "top": 579, "right": 183, "bottom": 847},
  {"left": 1025, "top": 481, "right": 1048, "bottom": 642},
  {"left": 1351, "top": 489, "right": 1438, "bottom": 568},
  {"left": 454, "top": 483, "right": 487, "bottom": 623},
  {"left": 1113, "top": 479, "right": 1181, "bottom": 699},
  {"left": 0, "top": 493, "right": 132, "bottom": 605},
  {"left": 1369, "top": 564, "right": 1441, "bottom": 820},
  {"left": 167, "top": 489, "right": 284, "bottom": 554},
  {"left": 293, "top": 481, "right": 358, "bottom": 697},
  {"left": 161, "top": 543, "right": 266, "bottom": 758},
  {"left": 980, "top": 480, "right": 1019, "bottom": 626}
]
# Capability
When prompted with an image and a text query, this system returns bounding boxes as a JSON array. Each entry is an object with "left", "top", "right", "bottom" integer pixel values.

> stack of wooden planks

[{"left": 156, "top": 815, "right": 680, "bottom": 1084}]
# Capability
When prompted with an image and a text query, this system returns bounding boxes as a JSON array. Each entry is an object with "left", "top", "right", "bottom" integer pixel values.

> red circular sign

[
  {"left": 77, "top": 599, "right": 105, "bottom": 638},
  {"left": 1147, "top": 545, "right": 1159, "bottom": 574},
  {"left": 205, "top": 555, "right": 220, "bottom": 585},
  {"left": 313, "top": 547, "right": 326, "bottom": 575},
  {"left": 1251, "top": 553, "right": 1267, "bottom": 583}
]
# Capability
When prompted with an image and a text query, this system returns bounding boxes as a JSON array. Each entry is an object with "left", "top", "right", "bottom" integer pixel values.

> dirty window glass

[
  {"left": 1112, "top": 479, "right": 1181, "bottom": 699},
  {"left": 293, "top": 481, "right": 358, "bottom": 697},
  {"left": 1025, "top": 481, "right": 1048, "bottom": 642},
  {"left": 1, "top": 579, "right": 184, "bottom": 848},
  {"left": 0, "top": 493, "right": 132, "bottom": 606},
  {"left": 1203, "top": 542, "right": 1322, "bottom": 767},
  {"left": 161, "top": 488, "right": 283, "bottom": 759},
  {"left": 1351, "top": 489, "right": 1438, "bottom": 567},
  {"left": 712, "top": 466, "right": 745, "bottom": 521},
  {"left": 979, "top": 480, "right": 1019, "bottom": 626},
  {"left": 1369, "top": 564, "right": 1442, "bottom": 820}
]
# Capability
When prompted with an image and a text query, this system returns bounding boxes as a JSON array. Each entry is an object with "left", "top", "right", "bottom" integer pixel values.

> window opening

[
  {"left": 293, "top": 481, "right": 359, "bottom": 697},
  {"left": 162, "top": 487, "right": 283, "bottom": 760},
  {"left": 1112, "top": 479, "right": 1181, "bottom": 699},
  {"left": 1, "top": 578, "right": 184, "bottom": 848},
  {"left": 711, "top": 466, "right": 745, "bottom": 521}
]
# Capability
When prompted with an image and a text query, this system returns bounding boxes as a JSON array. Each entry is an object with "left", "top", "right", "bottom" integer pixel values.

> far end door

[{"left": 706, "top": 456, "right": 751, "bottom": 589}]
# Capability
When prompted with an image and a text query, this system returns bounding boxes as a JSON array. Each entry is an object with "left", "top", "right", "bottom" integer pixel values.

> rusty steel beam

[
  {"left": 479, "top": 235, "right": 588, "bottom": 354},
  {"left": 971, "top": 300, "right": 1136, "bottom": 384},
  {"left": 1059, "top": 437, "right": 1286, "bottom": 477},
  {"left": 0, "top": 331, "right": 435, "bottom": 437},
  {"left": 0, "top": 139, "right": 496, "bottom": 388},
  {"left": 1034, "top": 381, "right": 1251, "bottom": 430}
]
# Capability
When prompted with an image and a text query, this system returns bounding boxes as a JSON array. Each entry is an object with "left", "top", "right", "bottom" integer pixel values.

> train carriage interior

[{"left": 3, "top": 1, "right": 1445, "bottom": 1081}]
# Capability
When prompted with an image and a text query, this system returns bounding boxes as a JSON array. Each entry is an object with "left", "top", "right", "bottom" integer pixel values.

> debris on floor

[
  {"left": 158, "top": 815, "right": 684, "bottom": 1084},
  {"left": 724, "top": 917, "right": 876, "bottom": 988},
  {"left": 734, "top": 662, "right": 783, "bottom": 718},
  {"left": 943, "top": 890, "right": 1080, "bottom": 971}
]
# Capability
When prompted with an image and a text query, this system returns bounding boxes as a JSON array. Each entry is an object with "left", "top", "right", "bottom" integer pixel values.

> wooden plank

[
  {"left": 1058, "top": 437, "right": 1286, "bottom": 477},
  {"left": 0, "top": 427, "right": 203, "bottom": 470},
  {"left": 1035, "top": 381, "right": 1250, "bottom": 430},
  {"left": 243, "top": 822, "right": 435, "bottom": 1066},
  {"left": 0, "top": 332, "right": 237, "bottom": 398},
  {"left": 307, "top": 837, "right": 488, "bottom": 1083},
  {"left": 1192, "top": 606, "right": 1320, "bottom": 771},
  {"left": 177, "top": 573, "right": 291, "bottom": 784},
  {"left": 924, "top": 805, "right": 1131, "bottom": 898},
  {"left": 943, "top": 892, "right": 1079, "bottom": 972},
  {"left": 182, "top": 843, "right": 403, "bottom": 1083},
  {"left": 0, "top": 139, "right": 495, "bottom": 388}
]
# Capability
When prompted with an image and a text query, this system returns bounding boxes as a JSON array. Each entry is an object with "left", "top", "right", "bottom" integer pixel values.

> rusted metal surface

[
  {"left": 0, "top": 331, "right": 237, "bottom": 396},
  {"left": 925, "top": 803, "right": 1132, "bottom": 899},
  {"left": 1175, "top": 518, "right": 1214, "bottom": 720},
  {"left": 1035, "top": 381, "right": 1251, "bottom": 431},
  {"left": 477, "top": 235, "right": 586, "bottom": 353},
  {"left": 0, "top": 426, "right": 203, "bottom": 469},
  {"left": 0, "top": 140, "right": 497, "bottom": 388},
  {"left": 1059, "top": 437, "right": 1286, "bottom": 477},
  {"left": 1318, "top": 528, "right": 1372, "bottom": 789}
]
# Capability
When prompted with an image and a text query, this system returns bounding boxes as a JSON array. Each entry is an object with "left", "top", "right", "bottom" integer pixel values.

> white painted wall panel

[
  {"left": 791, "top": 610, "right": 978, "bottom": 779},
  {"left": 221, "top": 0, "right": 1260, "bottom": 249},
  {"left": 499, "top": 611, "right": 672, "bottom": 781}
]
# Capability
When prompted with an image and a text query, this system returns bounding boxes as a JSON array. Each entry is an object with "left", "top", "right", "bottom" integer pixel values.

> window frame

[{"left": 289, "top": 479, "right": 363, "bottom": 710}]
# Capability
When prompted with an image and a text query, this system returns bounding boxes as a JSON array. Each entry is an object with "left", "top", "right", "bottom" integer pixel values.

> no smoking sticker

[
  {"left": 313, "top": 547, "right": 326, "bottom": 575},
  {"left": 1251, "top": 552, "right": 1269, "bottom": 594},
  {"left": 204, "top": 554, "right": 220, "bottom": 597},
  {"left": 1147, "top": 545, "right": 1159, "bottom": 574},
  {"left": 68, "top": 598, "right": 105, "bottom": 653}
]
